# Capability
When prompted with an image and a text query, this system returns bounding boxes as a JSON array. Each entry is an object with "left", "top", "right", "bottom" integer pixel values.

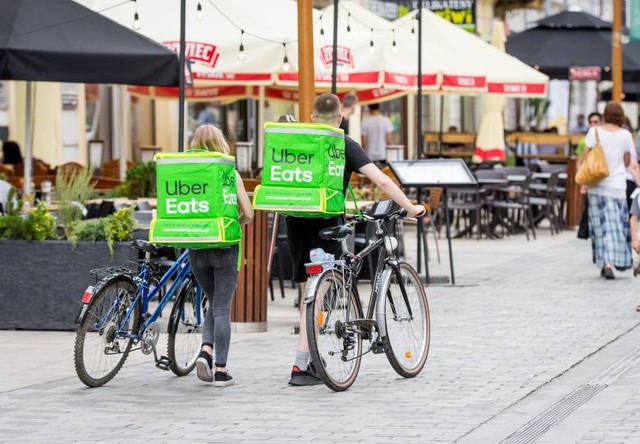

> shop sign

[
  {"left": 631, "top": 0, "right": 640, "bottom": 42},
  {"left": 319, "top": 45, "right": 355, "bottom": 69},
  {"left": 569, "top": 66, "right": 601, "bottom": 81},
  {"left": 371, "top": 1, "right": 476, "bottom": 32}
]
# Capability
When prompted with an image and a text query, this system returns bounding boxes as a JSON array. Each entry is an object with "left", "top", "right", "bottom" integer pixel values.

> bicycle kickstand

[{"left": 153, "top": 349, "right": 172, "bottom": 371}]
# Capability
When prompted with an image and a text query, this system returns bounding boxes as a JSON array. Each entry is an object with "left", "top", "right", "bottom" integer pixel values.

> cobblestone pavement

[{"left": 2, "top": 229, "right": 640, "bottom": 443}]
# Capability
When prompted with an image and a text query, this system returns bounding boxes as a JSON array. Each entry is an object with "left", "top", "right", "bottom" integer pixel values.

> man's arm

[{"left": 359, "top": 163, "right": 424, "bottom": 217}]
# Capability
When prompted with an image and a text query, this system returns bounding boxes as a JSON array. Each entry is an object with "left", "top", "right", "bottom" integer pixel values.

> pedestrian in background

[
  {"left": 584, "top": 102, "right": 633, "bottom": 279},
  {"left": 622, "top": 115, "right": 640, "bottom": 211},
  {"left": 570, "top": 113, "right": 589, "bottom": 133},
  {"left": 339, "top": 93, "right": 358, "bottom": 135},
  {"left": 361, "top": 103, "right": 393, "bottom": 167},
  {"left": 189, "top": 124, "right": 254, "bottom": 386}
]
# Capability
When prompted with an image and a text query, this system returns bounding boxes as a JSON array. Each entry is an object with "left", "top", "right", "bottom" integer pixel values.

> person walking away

[
  {"left": 285, "top": 94, "right": 425, "bottom": 386},
  {"left": 361, "top": 103, "right": 393, "bottom": 167},
  {"left": 339, "top": 93, "right": 358, "bottom": 135},
  {"left": 584, "top": 102, "right": 633, "bottom": 279},
  {"left": 188, "top": 125, "right": 254, "bottom": 385}
]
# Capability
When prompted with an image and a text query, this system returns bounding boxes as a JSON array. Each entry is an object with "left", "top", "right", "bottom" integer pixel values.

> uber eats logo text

[
  {"left": 326, "top": 144, "right": 345, "bottom": 177},
  {"left": 269, "top": 144, "right": 345, "bottom": 183},
  {"left": 222, "top": 172, "right": 237, "bottom": 205},
  {"left": 164, "top": 180, "right": 210, "bottom": 214}
]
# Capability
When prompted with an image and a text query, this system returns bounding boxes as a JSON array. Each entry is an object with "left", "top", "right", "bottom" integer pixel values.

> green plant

[
  {"left": 0, "top": 202, "right": 56, "bottom": 240},
  {"left": 69, "top": 207, "right": 135, "bottom": 255},
  {"left": 56, "top": 166, "right": 96, "bottom": 233},
  {"left": 28, "top": 202, "right": 57, "bottom": 240},
  {"left": 112, "top": 161, "right": 156, "bottom": 198}
]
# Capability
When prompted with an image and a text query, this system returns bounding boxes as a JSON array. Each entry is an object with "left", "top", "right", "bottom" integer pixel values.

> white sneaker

[{"left": 195, "top": 354, "right": 213, "bottom": 383}]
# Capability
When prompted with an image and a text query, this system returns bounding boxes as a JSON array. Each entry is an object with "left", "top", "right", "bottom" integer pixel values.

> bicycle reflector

[
  {"left": 305, "top": 264, "right": 323, "bottom": 276},
  {"left": 81, "top": 286, "right": 95, "bottom": 303}
]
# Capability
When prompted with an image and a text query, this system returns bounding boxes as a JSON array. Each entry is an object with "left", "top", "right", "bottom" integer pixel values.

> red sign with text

[{"left": 569, "top": 66, "right": 601, "bottom": 81}]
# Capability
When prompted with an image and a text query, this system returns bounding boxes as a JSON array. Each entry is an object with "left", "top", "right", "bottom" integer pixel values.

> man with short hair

[
  {"left": 286, "top": 93, "right": 425, "bottom": 386},
  {"left": 570, "top": 113, "right": 589, "bottom": 133},
  {"left": 361, "top": 103, "right": 393, "bottom": 165},
  {"left": 339, "top": 93, "right": 358, "bottom": 135}
]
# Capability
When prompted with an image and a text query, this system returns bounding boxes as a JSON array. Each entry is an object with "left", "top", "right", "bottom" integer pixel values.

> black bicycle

[{"left": 305, "top": 200, "right": 431, "bottom": 391}]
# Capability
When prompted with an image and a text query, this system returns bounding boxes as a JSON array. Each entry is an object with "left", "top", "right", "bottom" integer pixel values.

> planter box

[{"left": 0, "top": 240, "right": 138, "bottom": 330}]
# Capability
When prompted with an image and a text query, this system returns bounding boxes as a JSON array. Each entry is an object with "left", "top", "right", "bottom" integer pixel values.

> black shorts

[{"left": 285, "top": 216, "right": 344, "bottom": 282}]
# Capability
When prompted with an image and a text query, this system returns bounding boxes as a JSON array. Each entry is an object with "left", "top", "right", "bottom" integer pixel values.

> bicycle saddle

[
  {"left": 319, "top": 225, "right": 352, "bottom": 241},
  {"left": 131, "top": 239, "right": 157, "bottom": 254}
]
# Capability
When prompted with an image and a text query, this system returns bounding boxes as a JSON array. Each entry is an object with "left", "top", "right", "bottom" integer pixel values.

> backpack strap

[{"left": 347, "top": 183, "right": 362, "bottom": 218}]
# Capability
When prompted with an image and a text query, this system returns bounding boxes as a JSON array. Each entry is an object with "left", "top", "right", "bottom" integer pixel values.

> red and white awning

[
  {"left": 78, "top": 0, "right": 304, "bottom": 86},
  {"left": 383, "top": 8, "right": 548, "bottom": 97},
  {"left": 276, "top": 2, "right": 389, "bottom": 89}
]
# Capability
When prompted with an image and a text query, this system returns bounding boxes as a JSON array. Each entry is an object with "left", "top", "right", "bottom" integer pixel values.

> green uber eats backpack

[
  {"left": 149, "top": 150, "right": 241, "bottom": 249},
  {"left": 253, "top": 122, "right": 346, "bottom": 218}
]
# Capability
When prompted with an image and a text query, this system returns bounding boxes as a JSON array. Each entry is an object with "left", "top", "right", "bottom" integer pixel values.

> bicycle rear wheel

[
  {"left": 306, "top": 270, "right": 362, "bottom": 391},
  {"left": 379, "top": 262, "right": 430, "bottom": 378},
  {"left": 167, "top": 275, "right": 206, "bottom": 376},
  {"left": 74, "top": 276, "right": 140, "bottom": 387}
]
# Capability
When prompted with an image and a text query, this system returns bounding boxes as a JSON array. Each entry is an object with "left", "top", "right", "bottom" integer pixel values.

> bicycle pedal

[
  {"left": 155, "top": 355, "right": 172, "bottom": 371},
  {"left": 371, "top": 341, "right": 387, "bottom": 354}
]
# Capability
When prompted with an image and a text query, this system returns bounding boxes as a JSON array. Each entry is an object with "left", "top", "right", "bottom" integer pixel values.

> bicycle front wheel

[
  {"left": 379, "top": 262, "right": 430, "bottom": 378},
  {"left": 74, "top": 276, "right": 140, "bottom": 387},
  {"left": 167, "top": 275, "right": 206, "bottom": 376},
  {"left": 306, "top": 270, "right": 362, "bottom": 392}
]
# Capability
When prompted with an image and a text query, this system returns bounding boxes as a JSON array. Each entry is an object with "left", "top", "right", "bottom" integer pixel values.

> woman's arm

[{"left": 235, "top": 171, "right": 254, "bottom": 225}]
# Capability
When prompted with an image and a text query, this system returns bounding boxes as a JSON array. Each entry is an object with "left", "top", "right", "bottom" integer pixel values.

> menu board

[{"left": 389, "top": 159, "right": 477, "bottom": 187}]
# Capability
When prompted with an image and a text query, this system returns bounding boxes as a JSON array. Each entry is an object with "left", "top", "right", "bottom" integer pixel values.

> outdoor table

[{"left": 533, "top": 172, "right": 567, "bottom": 180}]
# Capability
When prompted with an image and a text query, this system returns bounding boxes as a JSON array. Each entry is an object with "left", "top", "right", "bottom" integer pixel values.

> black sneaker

[
  {"left": 195, "top": 351, "right": 213, "bottom": 383},
  {"left": 603, "top": 267, "right": 615, "bottom": 280},
  {"left": 214, "top": 371, "right": 234, "bottom": 387},
  {"left": 288, "top": 365, "right": 323, "bottom": 386}
]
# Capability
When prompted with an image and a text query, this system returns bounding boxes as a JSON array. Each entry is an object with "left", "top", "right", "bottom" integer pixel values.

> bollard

[{"left": 231, "top": 181, "right": 268, "bottom": 332}]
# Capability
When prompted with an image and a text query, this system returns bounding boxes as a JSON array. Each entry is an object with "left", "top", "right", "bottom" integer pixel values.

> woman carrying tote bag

[{"left": 584, "top": 102, "right": 634, "bottom": 279}]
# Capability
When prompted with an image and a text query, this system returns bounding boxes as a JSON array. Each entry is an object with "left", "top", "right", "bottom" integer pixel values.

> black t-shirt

[
  {"left": 343, "top": 135, "right": 372, "bottom": 193},
  {"left": 339, "top": 117, "right": 350, "bottom": 135}
]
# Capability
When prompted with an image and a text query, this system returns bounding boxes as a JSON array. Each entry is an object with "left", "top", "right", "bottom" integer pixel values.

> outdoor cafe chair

[
  {"left": 529, "top": 171, "right": 562, "bottom": 235},
  {"left": 447, "top": 185, "right": 487, "bottom": 239},
  {"left": 489, "top": 172, "right": 536, "bottom": 241}
]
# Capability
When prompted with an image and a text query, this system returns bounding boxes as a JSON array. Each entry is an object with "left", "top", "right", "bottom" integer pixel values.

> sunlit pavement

[{"left": 2, "top": 225, "right": 640, "bottom": 443}]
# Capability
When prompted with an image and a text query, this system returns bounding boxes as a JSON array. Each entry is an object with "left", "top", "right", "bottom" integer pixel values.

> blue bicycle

[{"left": 74, "top": 240, "right": 205, "bottom": 387}]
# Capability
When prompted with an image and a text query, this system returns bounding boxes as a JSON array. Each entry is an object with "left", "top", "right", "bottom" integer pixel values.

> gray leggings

[{"left": 188, "top": 246, "right": 239, "bottom": 367}]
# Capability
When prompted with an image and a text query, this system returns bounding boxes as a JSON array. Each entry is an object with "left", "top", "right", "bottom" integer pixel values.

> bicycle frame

[
  {"left": 115, "top": 249, "right": 201, "bottom": 340},
  {"left": 306, "top": 215, "right": 409, "bottom": 341}
]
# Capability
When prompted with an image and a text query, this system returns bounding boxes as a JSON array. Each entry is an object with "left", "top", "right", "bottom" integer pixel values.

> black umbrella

[
  {"left": 601, "top": 81, "right": 640, "bottom": 101},
  {"left": 0, "top": 0, "right": 179, "bottom": 85},
  {"left": 506, "top": 10, "right": 640, "bottom": 81},
  {"left": 0, "top": 0, "right": 180, "bottom": 196}
]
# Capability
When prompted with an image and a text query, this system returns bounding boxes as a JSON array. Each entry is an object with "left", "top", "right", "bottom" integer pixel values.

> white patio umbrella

[
  {"left": 277, "top": 1, "right": 389, "bottom": 90},
  {"left": 384, "top": 9, "right": 548, "bottom": 96},
  {"left": 77, "top": 0, "right": 303, "bottom": 86},
  {"left": 473, "top": 21, "right": 508, "bottom": 163},
  {"left": 383, "top": 10, "right": 487, "bottom": 94}
]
